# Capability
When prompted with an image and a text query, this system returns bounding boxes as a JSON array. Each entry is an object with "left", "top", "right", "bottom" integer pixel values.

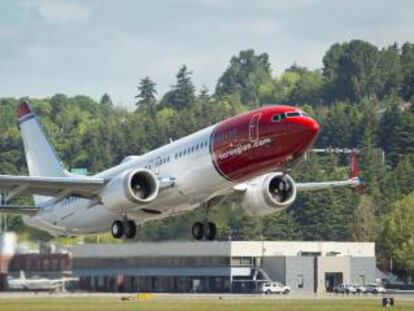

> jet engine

[
  {"left": 240, "top": 173, "right": 297, "bottom": 216},
  {"left": 101, "top": 169, "right": 159, "bottom": 212}
]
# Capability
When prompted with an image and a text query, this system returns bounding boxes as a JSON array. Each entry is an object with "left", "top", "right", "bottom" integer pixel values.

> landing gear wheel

[
  {"left": 111, "top": 220, "right": 123, "bottom": 239},
  {"left": 124, "top": 220, "right": 137, "bottom": 239},
  {"left": 204, "top": 222, "right": 217, "bottom": 241},
  {"left": 192, "top": 222, "right": 204, "bottom": 240}
]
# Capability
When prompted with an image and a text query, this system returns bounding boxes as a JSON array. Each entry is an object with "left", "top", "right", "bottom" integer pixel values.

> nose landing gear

[{"left": 111, "top": 218, "right": 137, "bottom": 239}]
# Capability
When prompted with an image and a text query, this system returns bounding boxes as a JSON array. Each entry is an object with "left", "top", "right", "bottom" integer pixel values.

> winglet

[
  {"left": 348, "top": 149, "right": 366, "bottom": 193},
  {"left": 16, "top": 101, "right": 34, "bottom": 121},
  {"left": 348, "top": 149, "right": 359, "bottom": 179}
]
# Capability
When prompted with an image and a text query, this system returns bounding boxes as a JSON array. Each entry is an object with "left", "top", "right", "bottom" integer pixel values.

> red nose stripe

[{"left": 16, "top": 101, "right": 32, "bottom": 118}]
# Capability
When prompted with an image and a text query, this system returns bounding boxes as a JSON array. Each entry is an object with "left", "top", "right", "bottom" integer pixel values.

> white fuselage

[
  {"left": 24, "top": 125, "right": 231, "bottom": 235},
  {"left": 19, "top": 104, "right": 323, "bottom": 237}
]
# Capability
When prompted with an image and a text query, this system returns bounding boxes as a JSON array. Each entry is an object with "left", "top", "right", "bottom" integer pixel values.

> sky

[{"left": 1, "top": 0, "right": 414, "bottom": 107}]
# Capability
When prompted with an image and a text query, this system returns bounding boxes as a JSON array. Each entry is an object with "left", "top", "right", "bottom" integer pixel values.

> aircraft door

[
  {"left": 154, "top": 156, "right": 162, "bottom": 175},
  {"left": 249, "top": 113, "right": 261, "bottom": 142}
]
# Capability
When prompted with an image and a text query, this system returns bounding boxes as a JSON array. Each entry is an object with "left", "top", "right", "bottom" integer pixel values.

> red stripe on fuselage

[{"left": 211, "top": 106, "right": 320, "bottom": 182}]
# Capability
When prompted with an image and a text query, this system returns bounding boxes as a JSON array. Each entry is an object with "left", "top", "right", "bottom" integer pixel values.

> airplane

[
  {"left": 0, "top": 101, "right": 360, "bottom": 240},
  {"left": 7, "top": 270, "right": 78, "bottom": 292}
]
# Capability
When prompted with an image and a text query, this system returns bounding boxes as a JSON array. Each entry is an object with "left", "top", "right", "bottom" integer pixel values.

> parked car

[
  {"left": 261, "top": 282, "right": 291, "bottom": 294},
  {"left": 333, "top": 284, "right": 357, "bottom": 294},
  {"left": 365, "top": 284, "right": 386, "bottom": 294},
  {"left": 354, "top": 284, "right": 367, "bottom": 293}
]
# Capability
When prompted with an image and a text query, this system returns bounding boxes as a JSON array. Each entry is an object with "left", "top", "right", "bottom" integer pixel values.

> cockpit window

[
  {"left": 273, "top": 111, "right": 305, "bottom": 122},
  {"left": 272, "top": 113, "right": 286, "bottom": 122},
  {"left": 286, "top": 112, "right": 301, "bottom": 117}
]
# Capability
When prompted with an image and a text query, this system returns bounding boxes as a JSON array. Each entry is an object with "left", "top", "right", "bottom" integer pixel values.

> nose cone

[
  {"left": 289, "top": 116, "right": 320, "bottom": 149},
  {"left": 305, "top": 117, "right": 320, "bottom": 138}
]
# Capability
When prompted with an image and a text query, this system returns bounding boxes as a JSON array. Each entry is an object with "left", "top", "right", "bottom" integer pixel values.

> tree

[
  {"left": 162, "top": 65, "right": 195, "bottom": 109},
  {"left": 379, "top": 102, "right": 403, "bottom": 166},
  {"left": 383, "top": 192, "right": 414, "bottom": 279},
  {"left": 391, "top": 155, "right": 414, "bottom": 197},
  {"left": 100, "top": 93, "right": 113, "bottom": 116},
  {"left": 380, "top": 103, "right": 414, "bottom": 166},
  {"left": 288, "top": 67, "right": 325, "bottom": 106},
  {"left": 351, "top": 195, "right": 378, "bottom": 242},
  {"left": 100, "top": 93, "right": 113, "bottom": 107},
  {"left": 378, "top": 44, "right": 402, "bottom": 98},
  {"left": 400, "top": 43, "right": 414, "bottom": 101},
  {"left": 216, "top": 49, "right": 272, "bottom": 107},
  {"left": 291, "top": 153, "right": 355, "bottom": 241},
  {"left": 262, "top": 210, "right": 302, "bottom": 240},
  {"left": 135, "top": 76, "right": 157, "bottom": 112},
  {"left": 323, "top": 40, "right": 382, "bottom": 103}
]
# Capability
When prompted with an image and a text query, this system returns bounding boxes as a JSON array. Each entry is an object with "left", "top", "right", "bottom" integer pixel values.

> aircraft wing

[
  {"left": 0, "top": 175, "right": 106, "bottom": 201},
  {"left": 296, "top": 149, "right": 363, "bottom": 192},
  {"left": 0, "top": 205, "right": 39, "bottom": 215},
  {"left": 296, "top": 177, "right": 361, "bottom": 191},
  {"left": 232, "top": 150, "right": 363, "bottom": 194}
]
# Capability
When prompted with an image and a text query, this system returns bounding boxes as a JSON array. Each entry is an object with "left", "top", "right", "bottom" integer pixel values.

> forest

[{"left": 1, "top": 39, "right": 414, "bottom": 278}]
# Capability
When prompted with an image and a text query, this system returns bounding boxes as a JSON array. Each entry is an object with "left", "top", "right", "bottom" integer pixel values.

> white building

[{"left": 72, "top": 241, "right": 375, "bottom": 293}]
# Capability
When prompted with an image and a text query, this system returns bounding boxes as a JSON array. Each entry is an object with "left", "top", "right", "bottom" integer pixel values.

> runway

[{"left": 1, "top": 291, "right": 414, "bottom": 301}]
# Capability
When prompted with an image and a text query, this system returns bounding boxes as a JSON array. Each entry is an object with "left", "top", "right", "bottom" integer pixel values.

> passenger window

[{"left": 196, "top": 144, "right": 199, "bottom": 150}]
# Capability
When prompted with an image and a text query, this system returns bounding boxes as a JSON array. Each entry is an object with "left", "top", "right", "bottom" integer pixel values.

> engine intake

[
  {"left": 264, "top": 173, "right": 296, "bottom": 208},
  {"left": 101, "top": 169, "right": 159, "bottom": 212},
  {"left": 241, "top": 173, "right": 297, "bottom": 216},
  {"left": 128, "top": 170, "right": 158, "bottom": 203}
]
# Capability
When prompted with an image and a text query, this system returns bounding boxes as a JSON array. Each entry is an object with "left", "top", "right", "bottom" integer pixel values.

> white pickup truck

[{"left": 261, "top": 282, "right": 291, "bottom": 294}]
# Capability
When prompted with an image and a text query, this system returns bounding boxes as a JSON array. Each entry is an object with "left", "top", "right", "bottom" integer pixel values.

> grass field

[{"left": 0, "top": 298, "right": 413, "bottom": 311}]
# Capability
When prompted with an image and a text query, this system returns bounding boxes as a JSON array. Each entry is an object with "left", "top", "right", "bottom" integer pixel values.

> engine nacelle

[
  {"left": 101, "top": 169, "right": 159, "bottom": 212},
  {"left": 240, "top": 173, "right": 297, "bottom": 216}
]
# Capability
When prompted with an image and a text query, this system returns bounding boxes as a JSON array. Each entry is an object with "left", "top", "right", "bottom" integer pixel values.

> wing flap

[{"left": 0, "top": 175, "right": 106, "bottom": 199}]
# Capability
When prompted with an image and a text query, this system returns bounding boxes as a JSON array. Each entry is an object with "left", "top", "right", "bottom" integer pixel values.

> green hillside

[{"left": 1, "top": 40, "right": 414, "bottom": 278}]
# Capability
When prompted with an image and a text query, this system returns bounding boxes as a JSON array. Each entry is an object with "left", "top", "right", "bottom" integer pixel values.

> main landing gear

[
  {"left": 111, "top": 218, "right": 136, "bottom": 239},
  {"left": 192, "top": 221, "right": 217, "bottom": 241},
  {"left": 191, "top": 203, "right": 217, "bottom": 241}
]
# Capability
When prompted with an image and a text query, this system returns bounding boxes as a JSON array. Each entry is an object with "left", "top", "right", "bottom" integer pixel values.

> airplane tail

[
  {"left": 19, "top": 270, "right": 26, "bottom": 281},
  {"left": 16, "top": 101, "right": 70, "bottom": 204}
]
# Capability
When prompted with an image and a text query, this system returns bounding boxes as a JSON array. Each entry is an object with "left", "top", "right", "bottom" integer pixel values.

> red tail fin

[
  {"left": 348, "top": 149, "right": 359, "bottom": 179},
  {"left": 348, "top": 149, "right": 366, "bottom": 193}
]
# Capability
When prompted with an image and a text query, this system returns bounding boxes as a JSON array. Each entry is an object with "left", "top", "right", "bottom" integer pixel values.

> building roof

[{"left": 72, "top": 241, "right": 375, "bottom": 258}]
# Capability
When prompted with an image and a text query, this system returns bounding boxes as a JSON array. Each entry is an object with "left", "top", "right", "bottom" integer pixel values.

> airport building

[{"left": 72, "top": 241, "right": 376, "bottom": 293}]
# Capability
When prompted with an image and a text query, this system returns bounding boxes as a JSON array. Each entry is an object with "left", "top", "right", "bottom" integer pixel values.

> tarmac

[{"left": 0, "top": 291, "right": 414, "bottom": 301}]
